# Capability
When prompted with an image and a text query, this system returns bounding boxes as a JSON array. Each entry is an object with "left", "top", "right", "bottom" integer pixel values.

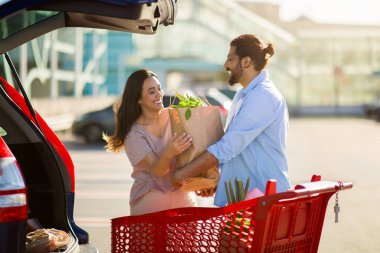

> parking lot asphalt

[{"left": 286, "top": 117, "right": 380, "bottom": 253}]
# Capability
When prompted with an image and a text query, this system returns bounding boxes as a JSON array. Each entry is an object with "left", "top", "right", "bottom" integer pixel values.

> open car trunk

[{"left": 0, "top": 77, "right": 85, "bottom": 252}]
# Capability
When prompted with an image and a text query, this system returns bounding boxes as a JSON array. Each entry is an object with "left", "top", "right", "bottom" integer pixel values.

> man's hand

[
  {"left": 172, "top": 150, "right": 219, "bottom": 189},
  {"left": 195, "top": 186, "right": 216, "bottom": 197}
]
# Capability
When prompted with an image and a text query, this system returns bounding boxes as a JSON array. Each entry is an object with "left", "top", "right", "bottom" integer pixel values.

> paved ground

[
  {"left": 286, "top": 118, "right": 380, "bottom": 253},
  {"left": 65, "top": 117, "right": 380, "bottom": 252}
]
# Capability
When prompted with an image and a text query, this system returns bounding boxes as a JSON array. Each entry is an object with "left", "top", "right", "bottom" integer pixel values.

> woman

[{"left": 104, "top": 69, "right": 197, "bottom": 215}]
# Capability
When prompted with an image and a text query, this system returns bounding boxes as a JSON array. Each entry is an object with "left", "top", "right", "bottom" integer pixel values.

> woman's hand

[
  {"left": 149, "top": 133, "right": 192, "bottom": 177},
  {"left": 165, "top": 133, "right": 192, "bottom": 158}
]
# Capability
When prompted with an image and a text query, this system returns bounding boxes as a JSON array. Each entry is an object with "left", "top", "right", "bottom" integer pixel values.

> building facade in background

[
  {"left": 243, "top": 1, "right": 380, "bottom": 107},
  {"left": 1, "top": 0, "right": 380, "bottom": 110}
]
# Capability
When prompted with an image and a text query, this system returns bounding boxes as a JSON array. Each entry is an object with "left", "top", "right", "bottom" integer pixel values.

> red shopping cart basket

[{"left": 111, "top": 175, "right": 353, "bottom": 253}]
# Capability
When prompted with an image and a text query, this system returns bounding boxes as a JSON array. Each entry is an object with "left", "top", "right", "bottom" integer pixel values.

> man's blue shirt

[{"left": 208, "top": 71, "right": 291, "bottom": 207}]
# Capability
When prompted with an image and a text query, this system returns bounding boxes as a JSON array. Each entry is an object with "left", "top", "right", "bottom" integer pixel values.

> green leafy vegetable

[
  {"left": 224, "top": 217, "right": 251, "bottom": 235},
  {"left": 170, "top": 93, "right": 203, "bottom": 108},
  {"left": 185, "top": 108, "right": 192, "bottom": 120},
  {"left": 170, "top": 93, "right": 204, "bottom": 120}
]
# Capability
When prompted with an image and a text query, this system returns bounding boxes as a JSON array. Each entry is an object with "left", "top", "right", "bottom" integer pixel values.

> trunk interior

[{"left": 0, "top": 80, "right": 77, "bottom": 250}]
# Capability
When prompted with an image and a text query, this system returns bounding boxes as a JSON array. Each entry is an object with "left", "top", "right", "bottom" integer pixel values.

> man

[{"left": 173, "top": 34, "right": 291, "bottom": 207}]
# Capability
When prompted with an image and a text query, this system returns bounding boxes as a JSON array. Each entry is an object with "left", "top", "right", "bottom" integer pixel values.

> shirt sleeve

[
  {"left": 208, "top": 90, "right": 280, "bottom": 163},
  {"left": 124, "top": 128, "right": 153, "bottom": 166}
]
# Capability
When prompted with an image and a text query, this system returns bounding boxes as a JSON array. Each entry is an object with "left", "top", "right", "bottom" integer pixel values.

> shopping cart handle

[
  {"left": 282, "top": 181, "right": 353, "bottom": 201},
  {"left": 295, "top": 180, "right": 353, "bottom": 192},
  {"left": 260, "top": 181, "right": 353, "bottom": 205}
]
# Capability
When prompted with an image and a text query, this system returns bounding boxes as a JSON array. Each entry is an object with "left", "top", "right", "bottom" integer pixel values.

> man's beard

[{"left": 228, "top": 63, "right": 243, "bottom": 86}]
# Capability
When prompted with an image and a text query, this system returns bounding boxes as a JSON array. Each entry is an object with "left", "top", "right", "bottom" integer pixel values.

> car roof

[{"left": 0, "top": 0, "right": 177, "bottom": 53}]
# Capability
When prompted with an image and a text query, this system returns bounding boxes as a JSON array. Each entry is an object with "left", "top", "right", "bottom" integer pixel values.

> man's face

[{"left": 224, "top": 46, "right": 243, "bottom": 86}]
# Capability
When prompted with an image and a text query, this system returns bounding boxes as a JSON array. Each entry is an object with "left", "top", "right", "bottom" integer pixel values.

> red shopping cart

[{"left": 111, "top": 175, "right": 353, "bottom": 253}]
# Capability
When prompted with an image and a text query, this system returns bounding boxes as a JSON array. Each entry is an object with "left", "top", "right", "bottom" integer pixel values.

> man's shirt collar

[{"left": 242, "top": 70, "right": 268, "bottom": 96}]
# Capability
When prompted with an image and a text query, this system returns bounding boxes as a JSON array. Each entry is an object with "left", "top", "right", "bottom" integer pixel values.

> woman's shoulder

[
  {"left": 125, "top": 124, "right": 151, "bottom": 149},
  {"left": 127, "top": 124, "right": 147, "bottom": 138}
]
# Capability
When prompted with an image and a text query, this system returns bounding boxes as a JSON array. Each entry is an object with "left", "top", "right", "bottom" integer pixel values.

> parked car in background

[
  {"left": 72, "top": 104, "right": 114, "bottom": 143},
  {"left": 0, "top": 0, "right": 177, "bottom": 252},
  {"left": 216, "top": 87, "right": 237, "bottom": 100},
  {"left": 207, "top": 87, "right": 233, "bottom": 111},
  {"left": 72, "top": 93, "right": 229, "bottom": 143},
  {"left": 365, "top": 101, "right": 380, "bottom": 121}
]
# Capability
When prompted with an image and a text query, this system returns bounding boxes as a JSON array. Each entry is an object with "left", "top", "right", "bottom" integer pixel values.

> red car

[{"left": 0, "top": 1, "right": 177, "bottom": 252}]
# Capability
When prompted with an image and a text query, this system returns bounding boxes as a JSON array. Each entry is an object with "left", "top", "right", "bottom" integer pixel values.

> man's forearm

[{"left": 177, "top": 150, "right": 219, "bottom": 180}]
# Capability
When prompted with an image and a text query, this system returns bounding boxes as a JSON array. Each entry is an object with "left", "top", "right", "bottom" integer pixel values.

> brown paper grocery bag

[{"left": 169, "top": 106, "right": 224, "bottom": 191}]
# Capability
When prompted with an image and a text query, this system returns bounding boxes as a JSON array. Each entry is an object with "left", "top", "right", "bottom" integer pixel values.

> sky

[{"left": 242, "top": 0, "right": 380, "bottom": 25}]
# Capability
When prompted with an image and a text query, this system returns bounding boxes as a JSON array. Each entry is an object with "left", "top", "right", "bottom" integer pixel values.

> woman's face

[{"left": 139, "top": 76, "right": 164, "bottom": 112}]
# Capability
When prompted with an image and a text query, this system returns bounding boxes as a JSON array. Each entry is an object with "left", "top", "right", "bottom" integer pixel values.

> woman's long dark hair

[{"left": 104, "top": 69, "right": 157, "bottom": 153}]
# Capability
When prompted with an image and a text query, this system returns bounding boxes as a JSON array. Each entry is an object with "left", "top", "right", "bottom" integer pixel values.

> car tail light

[{"left": 0, "top": 138, "right": 27, "bottom": 223}]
